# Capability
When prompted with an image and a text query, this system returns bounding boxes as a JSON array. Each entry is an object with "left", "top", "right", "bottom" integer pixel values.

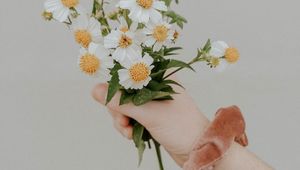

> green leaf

[
  {"left": 119, "top": 90, "right": 134, "bottom": 105},
  {"left": 106, "top": 63, "right": 122, "bottom": 105},
  {"left": 152, "top": 91, "right": 172, "bottom": 100},
  {"left": 132, "top": 88, "right": 173, "bottom": 105},
  {"left": 133, "top": 122, "right": 146, "bottom": 166},
  {"left": 92, "top": 0, "right": 101, "bottom": 15},
  {"left": 132, "top": 89, "right": 153, "bottom": 106},
  {"left": 106, "top": 73, "right": 120, "bottom": 105},
  {"left": 202, "top": 39, "right": 211, "bottom": 53},
  {"left": 147, "top": 80, "right": 169, "bottom": 91},
  {"left": 165, "top": 10, "right": 187, "bottom": 29},
  {"left": 163, "top": 79, "right": 185, "bottom": 89},
  {"left": 162, "top": 0, "right": 172, "bottom": 7},
  {"left": 167, "top": 60, "right": 195, "bottom": 71},
  {"left": 163, "top": 47, "right": 182, "bottom": 56}
]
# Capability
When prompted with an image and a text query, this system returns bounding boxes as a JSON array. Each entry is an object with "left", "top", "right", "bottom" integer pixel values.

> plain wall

[{"left": 1, "top": 0, "right": 300, "bottom": 169}]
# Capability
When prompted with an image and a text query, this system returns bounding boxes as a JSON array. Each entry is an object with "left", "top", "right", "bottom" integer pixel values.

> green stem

[
  {"left": 92, "top": 0, "right": 111, "bottom": 35},
  {"left": 154, "top": 139, "right": 164, "bottom": 170},
  {"left": 163, "top": 56, "right": 206, "bottom": 80}
]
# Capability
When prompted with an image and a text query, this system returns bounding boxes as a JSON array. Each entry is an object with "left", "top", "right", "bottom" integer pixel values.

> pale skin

[{"left": 92, "top": 81, "right": 273, "bottom": 170}]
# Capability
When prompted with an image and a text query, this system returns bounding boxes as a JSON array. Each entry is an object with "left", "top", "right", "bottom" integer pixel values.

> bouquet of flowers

[{"left": 42, "top": 0, "right": 240, "bottom": 169}]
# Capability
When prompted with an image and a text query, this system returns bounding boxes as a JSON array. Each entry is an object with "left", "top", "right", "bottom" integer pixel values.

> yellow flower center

[
  {"left": 136, "top": 0, "right": 153, "bottom": 9},
  {"left": 79, "top": 54, "right": 100, "bottom": 75},
  {"left": 61, "top": 0, "right": 79, "bottom": 8},
  {"left": 211, "top": 57, "right": 220, "bottom": 67},
  {"left": 153, "top": 25, "right": 168, "bottom": 42},
  {"left": 119, "top": 34, "right": 133, "bottom": 48},
  {"left": 120, "top": 26, "right": 129, "bottom": 33},
  {"left": 225, "top": 47, "right": 240, "bottom": 63},
  {"left": 129, "top": 63, "right": 150, "bottom": 82},
  {"left": 74, "top": 30, "right": 92, "bottom": 48}
]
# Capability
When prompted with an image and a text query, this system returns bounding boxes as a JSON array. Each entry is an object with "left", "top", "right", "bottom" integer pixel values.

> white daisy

[
  {"left": 44, "top": 0, "right": 80, "bottom": 22},
  {"left": 118, "top": 53, "right": 154, "bottom": 89},
  {"left": 118, "top": 0, "right": 167, "bottom": 23},
  {"left": 72, "top": 15, "right": 102, "bottom": 48},
  {"left": 117, "top": 16, "right": 139, "bottom": 33},
  {"left": 209, "top": 41, "right": 240, "bottom": 72},
  {"left": 78, "top": 43, "right": 114, "bottom": 81},
  {"left": 143, "top": 20, "right": 175, "bottom": 51},
  {"left": 104, "top": 26, "right": 142, "bottom": 66}
]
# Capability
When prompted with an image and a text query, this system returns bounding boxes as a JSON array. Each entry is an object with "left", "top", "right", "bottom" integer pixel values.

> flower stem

[
  {"left": 92, "top": 0, "right": 111, "bottom": 35},
  {"left": 154, "top": 139, "right": 164, "bottom": 170},
  {"left": 163, "top": 55, "right": 206, "bottom": 80}
]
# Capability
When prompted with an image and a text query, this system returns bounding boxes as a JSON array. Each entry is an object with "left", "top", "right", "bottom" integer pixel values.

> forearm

[{"left": 215, "top": 143, "right": 273, "bottom": 170}]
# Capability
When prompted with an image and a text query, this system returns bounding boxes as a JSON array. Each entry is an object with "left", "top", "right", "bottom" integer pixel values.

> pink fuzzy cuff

[{"left": 183, "top": 106, "right": 248, "bottom": 170}]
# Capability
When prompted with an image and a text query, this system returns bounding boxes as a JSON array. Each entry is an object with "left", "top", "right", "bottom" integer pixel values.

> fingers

[
  {"left": 92, "top": 83, "right": 154, "bottom": 124},
  {"left": 109, "top": 109, "right": 133, "bottom": 139},
  {"left": 109, "top": 109, "right": 130, "bottom": 127}
]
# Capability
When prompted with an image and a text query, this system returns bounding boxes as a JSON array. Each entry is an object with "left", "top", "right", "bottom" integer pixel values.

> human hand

[{"left": 92, "top": 82, "right": 209, "bottom": 166}]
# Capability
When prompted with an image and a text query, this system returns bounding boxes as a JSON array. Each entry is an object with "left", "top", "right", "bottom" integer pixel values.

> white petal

[
  {"left": 74, "top": 5, "right": 87, "bottom": 15},
  {"left": 88, "top": 17, "right": 101, "bottom": 34},
  {"left": 52, "top": 7, "right": 70, "bottom": 22},
  {"left": 210, "top": 48, "right": 224, "bottom": 57},
  {"left": 72, "top": 14, "right": 89, "bottom": 30},
  {"left": 130, "top": 6, "right": 145, "bottom": 23},
  {"left": 126, "top": 46, "right": 141, "bottom": 61},
  {"left": 120, "top": 79, "right": 133, "bottom": 89},
  {"left": 98, "top": 69, "right": 112, "bottom": 82},
  {"left": 118, "top": 0, "right": 135, "bottom": 9},
  {"left": 139, "top": 9, "right": 150, "bottom": 23},
  {"left": 214, "top": 60, "right": 228, "bottom": 72},
  {"left": 44, "top": 0, "right": 62, "bottom": 12},
  {"left": 143, "top": 53, "right": 154, "bottom": 66},
  {"left": 118, "top": 69, "right": 130, "bottom": 81},
  {"left": 130, "top": 22, "right": 138, "bottom": 31},
  {"left": 143, "top": 77, "right": 152, "bottom": 86},
  {"left": 153, "top": 42, "right": 163, "bottom": 51},
  {"left": 143, "top": 27, "right": 153, "bottom": 35},
  {"left": 88, "top": 43, "right": 99, "bottom": 54},
  {"left": 104, "top": 31, "right": 120, "bottom": 48},
  {"left": 149, "top": 9, "right": 162, "bottom": 23},
  {"left": 92, "top": 35, "right": 103, "bottom": 44},
  {"left": 144, "top": 37, "right": 156, "bottom": 47},
  {"left": 211, "top": 41, "right": 229, "bottom": 55},
  {"left": 113, "top": 48, "right": 126, "bottom": 61},
  {"left": 152, "top": 1, "right": 167, "bottom": 11}
]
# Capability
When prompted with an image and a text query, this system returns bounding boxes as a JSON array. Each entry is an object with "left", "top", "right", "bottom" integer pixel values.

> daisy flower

[
  {"left": 143, "top": 20, "right": 175, "bottom": 51},
  {"left": 209, "top": 41, "right": 240, "bottom": 72},
  {"left": 78, "top": 43, "right": 114, "bottom": 81},
  {"left": 118, "top": 0, "right": 167, "bottom": 23},
  {"left": 44, "top": 0, "right": 80, "bottom": 22},
  {"left": 72, "top": 15, "right": 102, "bottom": 48},
  {"left": 104, "top": 23, "right": 142, "bottom": 66},
  {"left": 118, "top": 54, "right": 154, "bottom": 89}
]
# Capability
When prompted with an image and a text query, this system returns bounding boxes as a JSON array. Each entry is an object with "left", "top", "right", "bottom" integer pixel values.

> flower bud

[{"left": 42, "top": 11, "right": 53, "bottom": 21}]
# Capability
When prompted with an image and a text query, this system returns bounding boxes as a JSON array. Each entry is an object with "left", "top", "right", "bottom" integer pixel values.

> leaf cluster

[
  {"left": 164, "top": 10, "right": 187, "bottom": 29},
  {"left": 105, "top": 46, "right": 193, "bottom": 106}
]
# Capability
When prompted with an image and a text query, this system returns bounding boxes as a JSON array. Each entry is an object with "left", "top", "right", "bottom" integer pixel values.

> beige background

[{"left": 1, "top": 0, "right": 300, "bottom": 169}]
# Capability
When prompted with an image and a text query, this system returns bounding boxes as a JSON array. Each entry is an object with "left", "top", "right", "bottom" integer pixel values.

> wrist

[{"left": 169, "top": 110, "right": 210, "bottom": 167}]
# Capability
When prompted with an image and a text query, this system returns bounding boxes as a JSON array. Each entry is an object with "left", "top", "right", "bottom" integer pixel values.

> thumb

[{"left": 92, "top": 83, "right": 157, "bottom": 125}]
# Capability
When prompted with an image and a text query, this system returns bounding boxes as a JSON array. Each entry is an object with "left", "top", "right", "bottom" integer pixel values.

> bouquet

[{"left": 42, "top": 0, "right": 240, "bottom": 169}]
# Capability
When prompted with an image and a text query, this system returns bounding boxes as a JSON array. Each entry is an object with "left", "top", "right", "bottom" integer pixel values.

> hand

[{"left": 92, "top": 83, "right": 209, "bottom": 166}]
